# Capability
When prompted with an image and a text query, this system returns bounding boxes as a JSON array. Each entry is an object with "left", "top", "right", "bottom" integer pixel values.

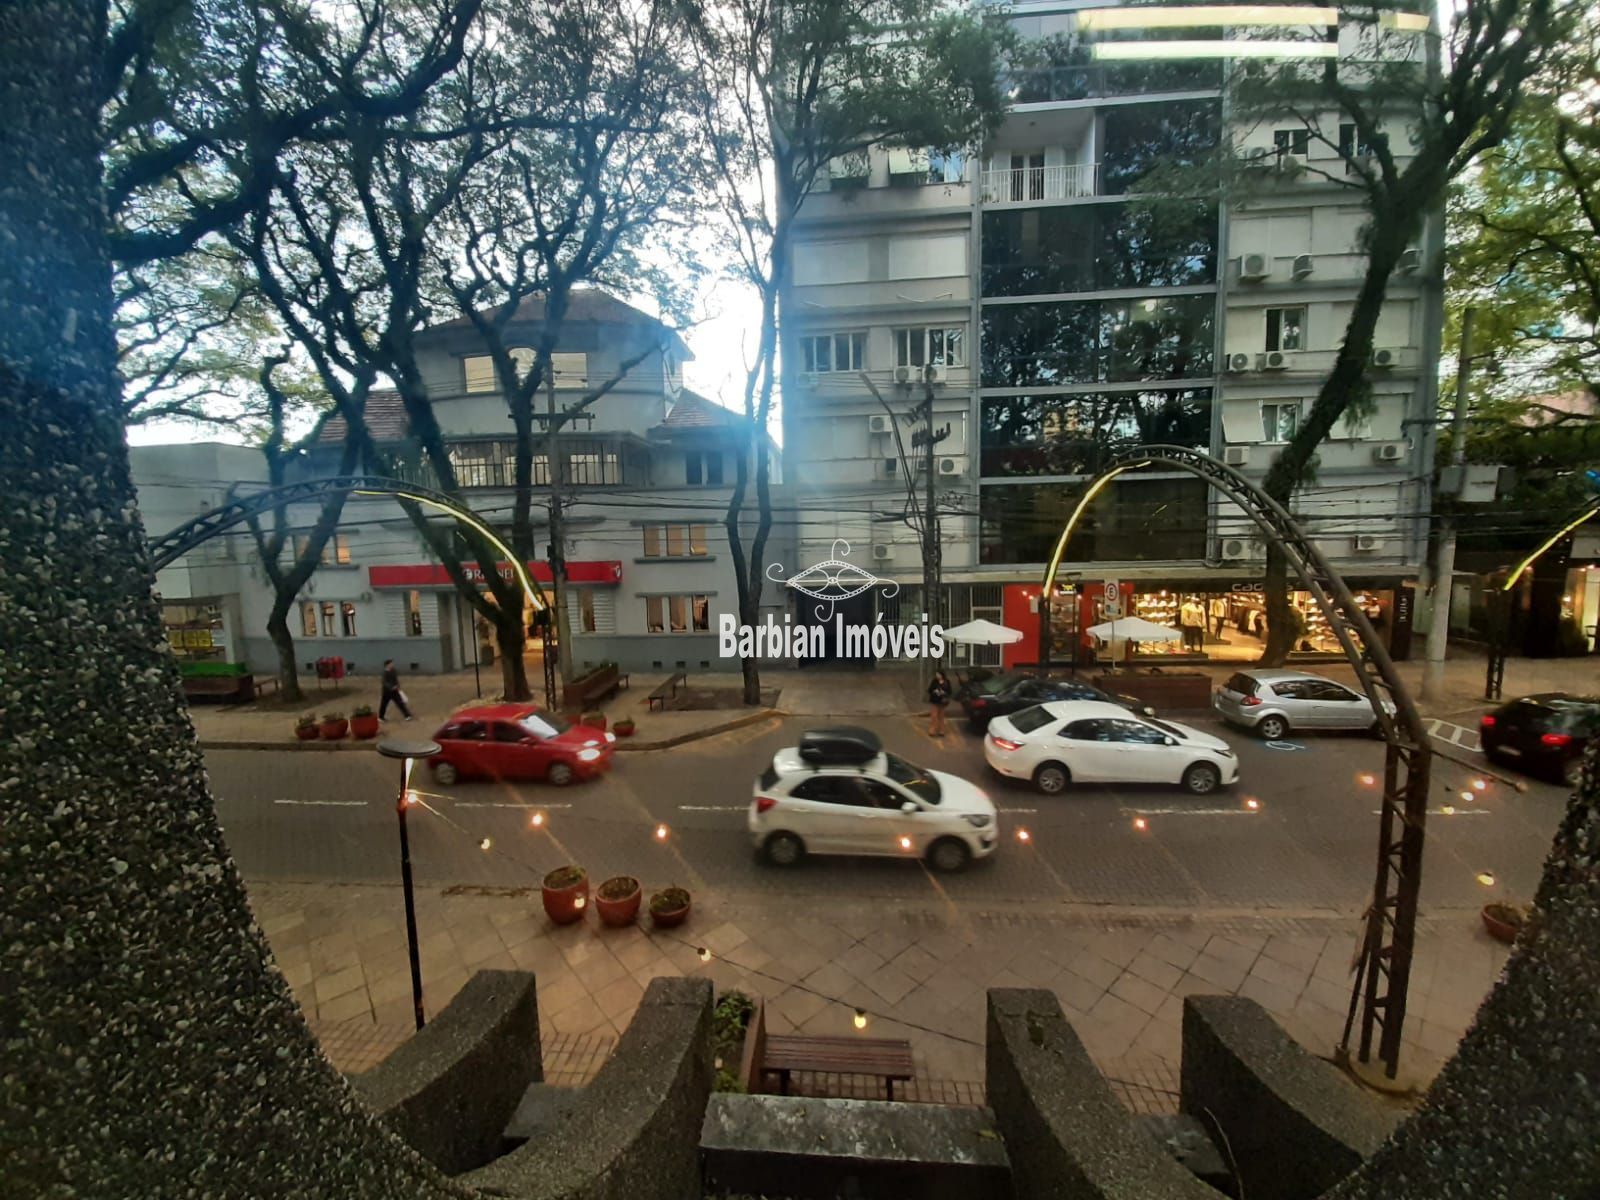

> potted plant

[
  {"left": 582, "top": 711, "right": 607, "bottom": 731},
  {"left": 595, "top": 875, "right": 642, "bottom": 927},
  {"left": 349, "top": 704, "right": 380, "bottom": 739},
  {"left": 294, "top": 713, "right": 319, "bottom": 741},
  {"left": 1481, "top": 900, "right": 1527, "bottom": 944},
  {"left": 649, "top": 885, "right": 692, "bottom": 929},
  {"left": 541, "top": 865, "right": 589, "bottom": 925},
  {"left": 613, "top": 717, "right": 636, "bottom": 738},
  {"left": 319, "top": 711, "right": 348, "bottom": 740}
]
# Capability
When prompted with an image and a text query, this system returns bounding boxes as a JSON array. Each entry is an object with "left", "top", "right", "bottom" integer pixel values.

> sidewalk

[{"left": 258, "top": 879, "right": 1508, "bottom": 1110}]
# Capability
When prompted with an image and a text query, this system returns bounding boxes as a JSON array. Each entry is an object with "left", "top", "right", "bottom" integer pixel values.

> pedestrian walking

[
  {"left": 927, "top": 669, "right": 952, "bottom": 737},
  {"left": 379, "top": 659, "right": 414, "bottom": 721}
]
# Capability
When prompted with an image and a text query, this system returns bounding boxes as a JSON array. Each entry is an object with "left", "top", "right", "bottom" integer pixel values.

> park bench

[
  {"left": 561, "top": 664, "right": 626, "bottom": 711},
  {"left": 740, "top": 998, "right": 915, "bottom": 1102},
  {"left": 646, "top": 671, "right": 687, "bottom": 712}
]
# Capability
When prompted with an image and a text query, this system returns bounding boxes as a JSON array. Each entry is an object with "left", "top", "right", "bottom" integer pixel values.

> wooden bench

[
  {"left": 181, "top": 674, "right": 255, "bottom": 703},
  {"left": 561, "top": 664, "right": 623, "bottom": 711},
  {"left": 740, "top": 998, "right": 914, "bottom": 1102},
  {"left": 646, "top": 672, "right": 687, "bottom": 712}
]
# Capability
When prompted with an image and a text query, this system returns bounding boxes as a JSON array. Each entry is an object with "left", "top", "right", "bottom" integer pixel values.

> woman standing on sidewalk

[{"left": 927, "top": 670, "right": 952, "bottom": 737}]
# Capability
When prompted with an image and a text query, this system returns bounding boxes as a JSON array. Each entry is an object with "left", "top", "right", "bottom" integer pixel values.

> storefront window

[
  {"left": 980, "top": 477, "right": 1208, "bottom": 565},
  {"left": 981, "top": 388, "right": 1212, "bottom": 477},
  {"left": 162, "top": 600, "right": 227, "bottom": 662}
]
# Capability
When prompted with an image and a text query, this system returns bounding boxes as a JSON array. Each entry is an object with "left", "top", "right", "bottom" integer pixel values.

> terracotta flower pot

[
  {"left": 649, "top": 888, "right": 692, "bottom": 929},
  {"left": 595, "top": 876, "right": 642, "bottom": 927},
  {"left": 582, "top": 712, "right": 607, "bottom": 731},
  {"left": 1481, "top": 902, "right": 1523, "bottom": 944},
  {"left": 319, "top": 719, "right": 348, "bottom": 740},
  {"left": 542, "top": 867, "right": 589, "bottom": 926},
  {"left": 613, "top": 721, "right": 636, "bottom": 738},
  {"left": 350, "top": 714, "right": 380, "bottom": 739},
  {"left": 294, "top": 724, "right": 319, "bottom": 741}
]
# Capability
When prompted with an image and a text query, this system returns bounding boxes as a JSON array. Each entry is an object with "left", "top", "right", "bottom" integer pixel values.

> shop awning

[{"left": 369, "top": 561, "right": 622, "bottom": 588}]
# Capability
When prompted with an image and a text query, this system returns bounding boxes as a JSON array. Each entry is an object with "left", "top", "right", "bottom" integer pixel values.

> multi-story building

[
  {"left": 133, "top": 290, "right": 785, "bottom": 681},
  {"left": 781, "top": 1, "right": 1440, "bottom": 668}
]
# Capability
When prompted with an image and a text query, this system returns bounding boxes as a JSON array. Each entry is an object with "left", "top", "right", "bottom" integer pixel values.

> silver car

[{"left": 1214, "top": 669, "right": 1393, "bottom": 740}]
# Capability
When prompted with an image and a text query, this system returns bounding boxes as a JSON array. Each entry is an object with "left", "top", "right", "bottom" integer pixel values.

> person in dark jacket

[
  {"left": 927, "top": 669, "right": 952, "bottom": 737},
  {"left": 379, "top": 659, "right": 413, "bottom": 721}
]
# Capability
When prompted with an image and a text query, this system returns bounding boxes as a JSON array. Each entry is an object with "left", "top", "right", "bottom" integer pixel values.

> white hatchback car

[
  {"left": 749, "top": 731, "right": 998, "bottom": 872},
  {"left": 984, "top": 700, "right": 1239, "bottom": 796}
]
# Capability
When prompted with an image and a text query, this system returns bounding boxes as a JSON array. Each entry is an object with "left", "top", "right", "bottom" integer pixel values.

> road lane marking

[
  {"left": 453, "top": 801, "right": 574, "bottom": 809},
  {"left": 1424, "top": 718, "right": 1482, "bottom": 752},
  {"left": 678, "top": 804, "right": 750, "bottom": 812},
  {"left": 1123, "top": 806, "right": 1259, "bottom": 816},
  {"left": 272, "top": 799, "right": 367, "bottom": 807}
]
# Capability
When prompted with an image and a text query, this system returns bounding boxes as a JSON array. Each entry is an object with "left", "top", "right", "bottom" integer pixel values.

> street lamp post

[{"left": 378, "top": 737, "right": 440, "bottom": 1031}]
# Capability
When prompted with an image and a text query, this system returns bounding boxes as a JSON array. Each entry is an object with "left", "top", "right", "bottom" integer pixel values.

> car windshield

[
  {"left": 1146, "top": 718, "right": 1185, "bottom": 739},
  {"left": 1010, "top": 705, "right": 1056, "bottom": 734},
  {"left": 883, "top": 753, "right": 941, "bottom": 804},
  {"left": 518, "top": 711, "right": 569, "bottom": 739},
  {"left": 1223, "top": 673, "right": 1258, "bottom": 696}
]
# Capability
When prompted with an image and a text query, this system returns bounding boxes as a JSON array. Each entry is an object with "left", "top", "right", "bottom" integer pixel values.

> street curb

[{"left": 197, "top": 708, "right": 783, "bottom": 755}]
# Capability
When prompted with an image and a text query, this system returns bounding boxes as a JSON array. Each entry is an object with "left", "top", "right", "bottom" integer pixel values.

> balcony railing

[
  {"left": 1003, "top": 61, "right": 1222, "bottom": 104},
  {"left": 980, "top": 163, "right": 1100, "bottom": 204}
]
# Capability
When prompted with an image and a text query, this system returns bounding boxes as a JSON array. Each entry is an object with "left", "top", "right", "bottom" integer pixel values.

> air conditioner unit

[
  {"left": 1373, "top": 442, "right": 1406, "bottom": 463},
  {"left": 1240, "top": 253, "right": 1270, "bottom": 281},
  {"left": 1398, "top": 247, "right": 1422, "bottom": 273},
  {"left": 1371, "top": 347, "right": 1399, "bottom": 368},
  {"left": 882, "top": 457, "right": 899, "bottom": 477},
  {"left": 872, "top": 544, "right": 893, "bottom": 561},
  {"left": 1257, "top": 350, "right": 1289, "bottom": 371},
  {"left": 938, "top": 457, "right": 962, "bottom": 475},
  {"left": 894, "top": 365, "right": 914, "bottom": 384},
  {"left": 1224, "top": 446, "right": 1250, "bottom": 467},
  {"left": 869, "top": 414, "right": 891, "bottom": 433},
  {"left": 927, "top": 365, "right": 947, "bottom": 383},
  {"left": 1226, "top": 352, "right": 1253, "bottom": 373},
  {"left": 1219, "top": 537, "right": 1252, "bottom": 561},
  {"left": 1351, "top": 534, "right": 1380, "bottom": 553},
  {"left": 1291, "top": 253, "right": 1314, "bottom": 279}
]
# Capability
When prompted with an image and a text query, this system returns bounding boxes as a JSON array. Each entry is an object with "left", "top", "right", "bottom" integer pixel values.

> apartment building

[
  {"left": 134, "top": 290, "right": 786, "bottom": 679},
  {"left": 781, "top": 1, "right": 1440, "bottom": 668}
]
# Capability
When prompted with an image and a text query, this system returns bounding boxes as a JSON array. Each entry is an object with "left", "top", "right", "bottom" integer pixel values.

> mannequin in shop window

[
  {"left": 1179, "top": 598, "right": 1205, "bottom": 651},
  {"left": 1209, "top": 595, "right": 1228, "bottom": 639}
]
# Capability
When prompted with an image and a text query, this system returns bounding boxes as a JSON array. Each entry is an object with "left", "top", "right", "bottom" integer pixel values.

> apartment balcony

[
  {"left": 980, "top": 163, "right": 1100, "bottom": 205},
  {"left": 1004, "top": 60, "right": 1222, "bottom": 105}
]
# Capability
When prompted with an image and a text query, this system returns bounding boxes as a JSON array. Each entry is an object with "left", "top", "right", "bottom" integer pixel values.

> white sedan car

[
  {"left": 749, "top": 731, "right": 998, "bottom": 872},
  {"left": 984, "top": 700, "right": 1239, "bottom": 796}
]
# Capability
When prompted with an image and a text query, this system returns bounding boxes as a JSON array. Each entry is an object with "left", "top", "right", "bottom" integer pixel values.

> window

[
  {"left": 340, "top": 602, "right": 357, "bottom": 637},
  {"left": 301, "top": 602, "right": 318, "bottom": 637},
  {"left": 518, "top": 711, "right": 570, "bottom": 738},
  {"left": 446, "top": 720, "right": 488, "bottom": 741},
  {"left": 1339, "top": 123, "right": 1389, "bottom": 172},
  {"left": 406, "top": 590, "right": 423, "bottom": 637},
  {"left": 883, "top": 753, "right": 942, "bottom": 804},
  {"left": 464, "top": 351, "right": 587, "bottom": 392},
  {"left": 800, "top": 331, "right": 866, "bottom": 374},
  {"left": 1012, "top": 706, "right": 1058, "bottom": 734},
  {"left": 642, "top": 523, "right": 708, "bottom": 558},
  {"left": 1112, "top": 719, "right": 1168, "bottom": 744},
  {"left": 1063, "top": 718, "right": 1116, "bottom": 740},
  {"left": 853, "top": 779, "right": 903, "bottom": 808},
  {"left": 894, "top": 326, "right": 967, "bottom": 369},
  {"left": 929, "top": 149, "right": 964, "bottom": 184},
  {"left": 578, "top": 588, "right": 596, "bottom": 634},
  {"left": 293, "top": 533, "right": 352, "bottom": 565},
  {"left": 1262, "top": 402, "right": 1301, "bottom": 443},
  {"left": 492, "top": 722, "right": 525, "bottom": 743},
  {"left": 320, "top": 602, "right": 336, "bottom": 636},
  {"left": 685, "top": 451, "right": 724, "bottom": 486},
  {"left": 645, "top": 594, "right": 711, "bottom": 633},
  {"left": 1009, "top": 151, "right": 1046, "bottom": 200},
  {"left": 463, "top": 355, "right": 496, "bottom": 393},
  {"left": 566, "top": 448, "right": 620, "bottom": 485},
  {"left": 1266, "top": 307, "right": 1306, "bottom": 352},
  {"left": 981, "top": 296, "right": 1215, "bottom": 388},
  {"left": 979, "top": 477, "right": 1208, "bottom": 565},
  {"left": 1273, "top": 128, "right": 1310, "bottom": 158},
  {"left": 790, "top": 776, "right": 852, "bottom": 804},
  {"left": 448, "top": 443, "right": 499, "bottom": 488},
  {"left": 983, "top": 202, "right": 1217, "bottom": 298},
  {"left": 980, "top": 389, "right": 1214, "bottom": 477}
]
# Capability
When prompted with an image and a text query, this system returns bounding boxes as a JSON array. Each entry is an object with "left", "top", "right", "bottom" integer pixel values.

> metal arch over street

[
  {"left": 146, "top": 475, "right": 549, "bottom": 613},
  {"left": 1040, "top": 444, "right": 1432, "bottom": 1079}
]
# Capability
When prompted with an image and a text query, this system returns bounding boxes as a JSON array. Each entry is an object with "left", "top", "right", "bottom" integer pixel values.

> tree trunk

[
  {"left": 495, "top": 611, "right": 530, "bottom": 701},
  {"left": 266, "top": 605, "right": 303, "bottom": 702},
  {"left": 1259, "top": 543, "right": 1296, "bottom": 665}
]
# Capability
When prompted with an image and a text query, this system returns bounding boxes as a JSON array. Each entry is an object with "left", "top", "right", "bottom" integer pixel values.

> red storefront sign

[{"left": 368, "top": 561, "right": 622, "bottom": 588}]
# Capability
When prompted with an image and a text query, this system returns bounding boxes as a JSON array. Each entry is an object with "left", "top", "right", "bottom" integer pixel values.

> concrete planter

[{"left": 1092, "top": 672, "right": 1212, "bottom": 711}]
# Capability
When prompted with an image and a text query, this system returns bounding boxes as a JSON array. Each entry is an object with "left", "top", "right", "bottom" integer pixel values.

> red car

[{"left": 428, "top": 705, "right": 613, "bottom": 786}]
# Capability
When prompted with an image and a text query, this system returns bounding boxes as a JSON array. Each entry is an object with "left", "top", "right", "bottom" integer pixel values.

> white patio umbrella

[
  {"left": 1084, "top": 615, "right": 1183, "bottom": 643},
  {"left": 942, "top": 617, "right": 1024, "bottom": 645}
]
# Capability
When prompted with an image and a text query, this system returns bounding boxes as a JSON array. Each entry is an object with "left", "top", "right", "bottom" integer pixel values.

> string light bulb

[
  {"left": 479, "top": 837, "right": 492, "bottom": 851},
  {"left": 853, "top": 1009, "right": 868, "bottom": 1030},
  {"left": 1476, "top": 871, "right": 1496, "bottom": 887},
  {"left": 573, "top": 895, "right": 586, "bottom": 910},
  {"left": 530, "top": 812, "right": 544, "bottom": 827},
  {"left": 1016, "top": 828, "right": 1031, "bottom": 842},
  {"left": 697, "top": 946, "right": 711, "bottom": 962},
  {"left": 1459, "top": 791, "right": 1474, "bottom": 803},
  {"left": 655, "top": 824, "right": 669, "bottom": 841},
  {"left": 1472, "top": 778, "right": 1488, "bottom": 792},
  {"left": 1244, "top": 797, "right": 1260, "bottom": 811},
  {"left": 1358, "top": 772, "right": 1377, "bottom": 787},
  {"left": 1133, "top": 816, "right": 1149, "bottom": 832},
  {"left": 1442, "top": 805, "right": 1457, "bottom": 815},
  {"left": 898, "top": 835, "right": 913, "bottom": 850}
]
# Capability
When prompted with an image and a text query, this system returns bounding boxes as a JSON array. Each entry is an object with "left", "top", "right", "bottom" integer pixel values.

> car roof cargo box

[{"left": 798, "top": 726, "right": 882, "bottom": 765}]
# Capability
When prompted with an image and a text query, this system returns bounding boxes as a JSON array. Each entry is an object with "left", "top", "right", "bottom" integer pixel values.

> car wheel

[
  {"left": 1034, "top": 762, "right": 1070, "bottom": 795},
  {"left": 927, "top": 837, "right": 971, "bottom": 873},
  {"left": 1182, "top": 762, "right": 1222, "bottom": 796},
  {"left": 1256, "top": 715, "right": 1289, "bottom": 741},
  {"left": 432, "top": 762, "right": 458, "bottom": 786},
  {"left": 547, "top": 762, "right": 575, "bottom": 787},
  {"left": 764, "top": 831, "right": 805, "bottom": 867}
]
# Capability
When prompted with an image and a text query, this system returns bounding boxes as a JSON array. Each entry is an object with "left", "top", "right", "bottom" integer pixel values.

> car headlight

[
  {"left": 605, "top": 731, "right": 617, "bottom": 743},
  {"left": 964, "top": 814, "right": 992, "bottom": 829},
  {"left": 577, "top": 748, "right": 601, "bottom": 762}
]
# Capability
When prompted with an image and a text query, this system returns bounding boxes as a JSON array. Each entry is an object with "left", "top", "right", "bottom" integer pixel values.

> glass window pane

[
  {"left": 946, "top": 328, "right": 965, "bottom": 367},
  {"left": 895, "top": 329, "right": 909, "bottom": 367},
  {"left": 852, "top": 332, "right": 865, "bottom": 368},
  {"left": 814, "top": 337, "right": 832, "bottom": 372},
  {"left": 644, "top": 526, "right": 661, "bottom": 556},
  {"left": 706, "top": 453, "right": 724, "bottom": 485}
]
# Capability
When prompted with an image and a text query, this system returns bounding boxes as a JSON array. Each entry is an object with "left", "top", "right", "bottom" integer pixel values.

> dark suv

[
  {"left": 1480, "top": 693, "right": 1600, "bottom": 786},
  {"left": 959, "top": 672, "right": 1153, "bottom": 731}
]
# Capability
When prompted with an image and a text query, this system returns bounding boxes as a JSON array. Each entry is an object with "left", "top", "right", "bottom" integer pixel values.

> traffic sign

[{"left": 1102, "top": 579, "right": 1121, "bottom": 617}]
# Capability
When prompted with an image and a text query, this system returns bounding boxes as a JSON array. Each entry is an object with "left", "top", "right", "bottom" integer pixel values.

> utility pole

[{"left": 1422, "top": 307, "right": 1474, "bottom": 707}]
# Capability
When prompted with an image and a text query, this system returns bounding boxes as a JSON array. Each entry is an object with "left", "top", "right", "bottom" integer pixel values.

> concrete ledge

[
  {"left": 1181, "top": 995, "right": 1397, "bottom": 1200},
  {"left": 463, "top": 975, "right": 714, "bottom": 1199},
  {"left": 700, "top": 1093, "right": 1011, "bottom": 1200},
  {"left": 986, "top": 988, "right": 1216, "bottom": 1199},
  {"left": 352, "top": 969, "right": 541, "bottom": 1176}
]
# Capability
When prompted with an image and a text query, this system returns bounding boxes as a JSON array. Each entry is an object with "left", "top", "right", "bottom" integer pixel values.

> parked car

[
  {"left": 428, "top": 705, "right": 614, "bottom": 786},
  {"left": 1480, "top": 693, "right": 1600, "bottom": 786},
  {"left": 959, "top": 671, "right": 1154, "bottom": 730},
  {"left": 984, "top": 701, "right": 1238, "bottom": 796},
  {"left": 1213, "top": 669, "right": 1394, "bottom": 740},
  {"left": 750, "top": 726, "right": 998, "bottom": 872}
]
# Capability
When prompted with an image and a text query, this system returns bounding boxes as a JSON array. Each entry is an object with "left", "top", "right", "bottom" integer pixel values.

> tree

[
  {"left": 691, "top": 0, "right": 1012, "bottom": 704},
  {"left": 1214, "top": 0, "right": 1567, "bottom": 662}
]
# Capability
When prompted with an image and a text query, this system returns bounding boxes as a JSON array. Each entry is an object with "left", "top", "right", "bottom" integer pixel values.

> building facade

[
  {"left": 781, "top": 1, "right": 1440, "bottom": 669},
  {"left": 133, "top": 291, "right": 787, "bottom": 681}
]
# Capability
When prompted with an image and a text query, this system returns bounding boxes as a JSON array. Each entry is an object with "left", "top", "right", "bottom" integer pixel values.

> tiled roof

[
  {"left": 657, "top": 390, "right": 741, "bottom": 432},
  {"left": 425, "top": 288, "right": 692, "bottom": 358},
  {"left": 318, "top": 390, "right": 407, "bottom": 445}
]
